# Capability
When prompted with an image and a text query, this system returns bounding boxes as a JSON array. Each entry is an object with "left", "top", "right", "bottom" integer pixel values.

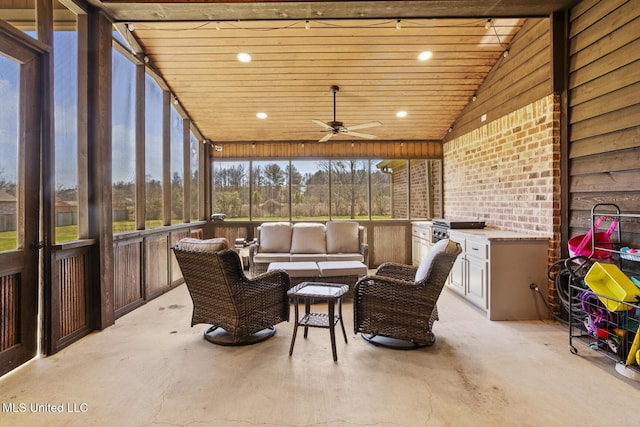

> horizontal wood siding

[
  {"left": 568, "top": 0, "right": 640, "bottom": 255},
  {"left": 210, "top": 140, "right": 442, "bottom": 160},
  {"left": 114, "top": 239, "right": 143, "bottom": 316},
  {"left": 445, "top": 18, "right": 552, "bottom": 140},
  {"left": 0, "top": 273, "right": 19, "bottom": 352}
]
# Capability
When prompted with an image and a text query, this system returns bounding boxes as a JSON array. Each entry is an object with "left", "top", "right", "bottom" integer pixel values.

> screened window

[
  {"left": 371, "top": 159, "right": 393, "bottom": 219},
  {"left": 170, "top": 107, "right": 183, "bottom": 223},
  {"left": 53, "top": 21, "right": 79, "bottom": 242},
  {"left": 0, "top": 56, "right": 19, "bottom": 252},
  {"left": 212, "top": 159, "right": 440, "bottom": 221},
  {"left": 409, "top": 159, "right": 441, "bottom": 219},
  {"left": 252, "top": 161, "right": 290, "bottom": 220},
  {"left": 189, "top": 132, "right": 199, "bottom": 221},
  {"left": 291, "top": 160, "right": 329, "bottom": 220},
  {"left": 111, "top": 49, "right": 137, "bottom": 233},
  {"left": 145, "top": 74, "right": 163, "bottom": 229},
  {"left": 331, "top": 160, "right": 368, "bottom": 220},
  {"left": 213, "top": 161, "right": 250, "bottom": 219}
]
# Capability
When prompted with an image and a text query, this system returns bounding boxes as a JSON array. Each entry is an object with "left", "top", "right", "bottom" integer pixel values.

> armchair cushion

[
  {"left": 415, "top": 239, "right": 458, "bottom": 283},
  {"left": 326, "top": 221, "right": 360, "bottom": 254},
  {"left": 290, "top": 223, "right": 327, "bottom": 254},
  {"left": 177, "top": 237, "right": 228, "bottom": 252},
  {"left": 259, "top": 222, "right": 292, "bottom": 253}
]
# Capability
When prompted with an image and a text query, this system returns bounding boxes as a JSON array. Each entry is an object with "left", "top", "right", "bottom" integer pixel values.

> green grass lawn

[
  {"left": 1, "top": 217, "right": 392, "bottom": 252},
  {"left": 0, "top": 220, "right": 168, "bottom": 252}
]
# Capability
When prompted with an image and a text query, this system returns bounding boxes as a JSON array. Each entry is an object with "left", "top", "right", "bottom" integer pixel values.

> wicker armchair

[
  {"left": 354, "top": 239, "right": 462, "bottom": 349},
  {"left": 173, "top": 240, "right": 290, "bottom": 345}
]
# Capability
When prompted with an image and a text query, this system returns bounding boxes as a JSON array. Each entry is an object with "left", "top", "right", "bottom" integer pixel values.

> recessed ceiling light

[
  {"left": 237, "top": 52, "right": 252, "bottom": 63},
  {"left": 396, "top": 111, "right": 408, "bottom": 118},
  {"left": 256, "top": 112, "right": 267, "bottom": 119},
  {"left": 418, "top": 51, "right": 433, "bottom": 61}
]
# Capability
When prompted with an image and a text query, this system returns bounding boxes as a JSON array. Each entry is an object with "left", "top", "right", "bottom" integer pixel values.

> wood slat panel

[
  {"left": 371, "top": 225, "right": 408, "bottom": 265},
  {"left": 145, "top": 235, "right": 169, "bottom": 298},
  {"left": 114, "top": 241, "right": 143, "bottom": 312},
  {"left": 0, "top": 273, "right": 19, "bottom": 352},
  {"left": 211, "top": 141, "right": 442, "bottom": 159},
  {"left": 57, "top": 252, "right": 89, "bottom": 338},
  {"left": 171, "top": 230, "right": 189, "bottom": 282}
]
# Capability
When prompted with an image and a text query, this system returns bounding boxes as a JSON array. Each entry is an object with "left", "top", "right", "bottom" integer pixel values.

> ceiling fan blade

[
  {"left": 346, "top": 121, "right": 382, "bottom": 131},
  {"left": 344, "top": 130, "right": 377, "bottom": 139},
  {"left": 311, "top": 119, "right": 333, "bottom": 131},
  {"left": 319, "top": 132, "right": 334, "bottom": 143}
]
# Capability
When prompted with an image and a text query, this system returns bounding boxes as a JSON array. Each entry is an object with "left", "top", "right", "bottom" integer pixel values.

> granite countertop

[
  {"left": 449, "top": 227, "right": 549, "bottom": 240},
  {"left": 448, "top": 228, "right": 549, "bottom": 241}
]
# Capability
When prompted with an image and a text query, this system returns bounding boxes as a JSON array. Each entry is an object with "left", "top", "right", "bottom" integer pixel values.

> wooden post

[
  {"left": 87, "top": 11, "right": 115, "bottom": 329},
  {"left": 136, "top": 62, "right": 146, "bottom": 230}
]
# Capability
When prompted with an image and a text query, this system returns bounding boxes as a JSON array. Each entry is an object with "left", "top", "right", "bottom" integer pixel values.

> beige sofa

[{"left": 249, "top": 221, "right": 368, "bottom": 275}]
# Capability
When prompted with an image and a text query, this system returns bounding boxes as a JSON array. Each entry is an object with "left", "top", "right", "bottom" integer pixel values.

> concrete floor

[{"left": 1, "top": 284, "right": 639, "bottom": 427}]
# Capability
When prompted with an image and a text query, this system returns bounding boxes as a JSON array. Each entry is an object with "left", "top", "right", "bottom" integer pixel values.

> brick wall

[
  {"left": 389, "top": 159, "right": 442, "bottom": 219},
  {"left": 392, "top": 164, "right": 408, "bottom": 218},
  {"left": 443, "top": 94, "right": 559, "bottom": 237},
  {"left": 443, "top": 95, "right": 562, "bottom": 310}
]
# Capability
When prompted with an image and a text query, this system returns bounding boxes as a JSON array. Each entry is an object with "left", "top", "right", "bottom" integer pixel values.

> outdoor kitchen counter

[
  {"left": 448, "top": 228, "right": 549, "bottom": 241},
  {"left": 448, "top": 229, "right": 550, "bottom": 321}
]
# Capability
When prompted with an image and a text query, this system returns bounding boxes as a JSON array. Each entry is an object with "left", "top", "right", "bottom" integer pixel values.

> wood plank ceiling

[
  {"left": 125, "top": 17, "right": 525, "bottom": 143},
  {"left": 74, "top": 1, "right": 579, "bottom": 144}
]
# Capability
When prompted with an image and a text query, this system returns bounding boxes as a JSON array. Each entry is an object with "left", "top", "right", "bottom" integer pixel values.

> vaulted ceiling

[{"left": 91, "top": 1, "right": 578, "bottom": 143}]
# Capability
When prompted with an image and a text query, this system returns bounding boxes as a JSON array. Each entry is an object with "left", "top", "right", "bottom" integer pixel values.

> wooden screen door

[{"left": 0, "top": 28, "right": 42, "bottom": 377}]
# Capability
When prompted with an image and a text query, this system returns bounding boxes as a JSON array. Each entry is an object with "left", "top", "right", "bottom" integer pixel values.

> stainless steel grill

[{"left": 431, "top": 218, "right": 486, "bottom": 243}]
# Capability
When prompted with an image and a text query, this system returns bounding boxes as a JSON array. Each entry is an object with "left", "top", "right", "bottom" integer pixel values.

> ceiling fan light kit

[{"left": 312, "top": 85, "right": 382, "bottom": 142}]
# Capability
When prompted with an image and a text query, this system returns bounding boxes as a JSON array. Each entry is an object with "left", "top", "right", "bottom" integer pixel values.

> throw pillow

[
  {"left": 178, "top": 237, "right": 228, "bottom": 252},
  {"left": 414, "top": 239, "right": 456, "bottom": 283},
  {"left": 259, "top": 222, "right": 292, "bottom": 253},
  {"left": 290, "top": 223, "right": 327, "bottom": 254},
  {"left": 326, "top": 221, "right": 360, "bottom": 253}
]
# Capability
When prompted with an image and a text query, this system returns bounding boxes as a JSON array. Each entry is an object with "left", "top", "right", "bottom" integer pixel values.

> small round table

[{"left": 287, "top": 282, "right": 349, "bottom": 362}]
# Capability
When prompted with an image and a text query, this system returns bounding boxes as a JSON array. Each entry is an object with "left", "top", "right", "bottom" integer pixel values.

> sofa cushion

[
  {"left": 415, "top": 239, "right": 458, "bottom": 283},
  {"left": 326, "top": 253, "right": 364, "bottom": 262},
  {"left": 177, "top": 237, "right": 228, "bottom": 252},
  {"left": 267, "top": 262, "right": 320, "bottom": 277},
  {"left": 259, "top": 222, "right": 292, "bottom": 253},
  {"left": 326, "top": 221, "right": 360, "bottom": 254},
  {"left": 253, "top": 253, "right": 292, "bottom": 264},
  {"left": 290, "top": 223, "right": 327, "bottom": 254},
  {"left": 318, "top": 261, "right": 368, "bottom": 277},
  {"left": 290, "top": 254, "right": 328, "bottom": 262}
]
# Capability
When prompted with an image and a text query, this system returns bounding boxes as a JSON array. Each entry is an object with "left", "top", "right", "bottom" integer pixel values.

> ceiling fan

[{"left": 312, "top": 85, "right": 382, "bottom": 143}]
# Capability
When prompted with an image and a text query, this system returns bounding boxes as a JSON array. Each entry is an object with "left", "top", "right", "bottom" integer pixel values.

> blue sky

[{"left": 0, "top": 30, "right": 183, "bottom": 190}]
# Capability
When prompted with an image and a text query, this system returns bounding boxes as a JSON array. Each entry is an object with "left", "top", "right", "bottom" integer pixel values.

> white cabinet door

[
  {"left": 466, "top": 256, "right": 488, "bottom": 310},
  {"left": 448, "top": 256, "right": 466, "bottom": 295},
  {"left": 412, "top": 236, "right": 422, "bottom": 266}
]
